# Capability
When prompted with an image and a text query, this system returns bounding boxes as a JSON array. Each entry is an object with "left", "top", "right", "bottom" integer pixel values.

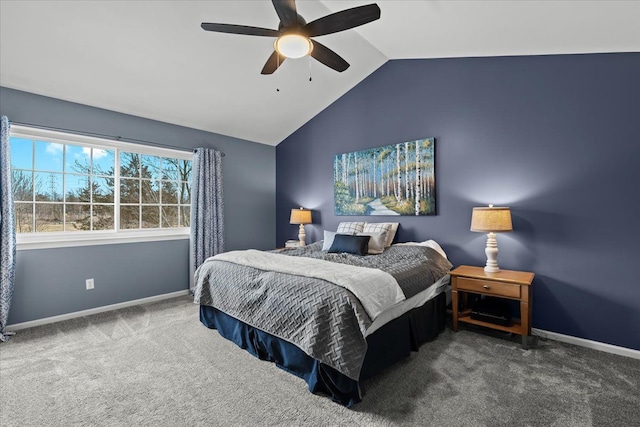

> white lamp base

[
  {"left": 484, "top": 232, "right": 500, "bottom": 273},
  {"left": 298, "top": 224, "right": 306, "bottom": 247}
]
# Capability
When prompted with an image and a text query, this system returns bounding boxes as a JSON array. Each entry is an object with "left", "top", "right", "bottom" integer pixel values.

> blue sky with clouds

[{"left": 10, "top": 137, "right": 115, "bottom": 175}]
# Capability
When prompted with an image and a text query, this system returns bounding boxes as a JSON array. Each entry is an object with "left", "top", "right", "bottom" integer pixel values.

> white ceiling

[{"left": 1, "top": 1, "right": 638, "bottom": 146}]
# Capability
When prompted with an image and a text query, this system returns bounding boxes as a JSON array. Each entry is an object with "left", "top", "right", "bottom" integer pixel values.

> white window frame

[{"left": 10, "top": 125, "right": 192, "bottom": 250}]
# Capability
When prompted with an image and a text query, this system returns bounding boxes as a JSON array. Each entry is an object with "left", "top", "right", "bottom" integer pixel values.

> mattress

[{"left": 365, "top": 274, "right": 450, "bottom": 336}]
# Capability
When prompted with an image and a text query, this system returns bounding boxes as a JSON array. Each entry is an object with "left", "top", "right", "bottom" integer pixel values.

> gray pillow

[
  {"left": 357, "top": 231, "right": 387, "bottom": 254},
  {"left": 363, "top": 222, "right": 398, "bottom": 247}
]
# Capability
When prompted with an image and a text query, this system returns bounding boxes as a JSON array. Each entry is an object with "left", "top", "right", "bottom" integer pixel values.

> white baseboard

[
  {"left": 8, "top": 297, "right": 638, "bottom": 361},
  {"left": 6, "top": 290, "right": 190, "bottom": 331},
  {"left": 532, "top": 328, "right": 640, "bottom": 360}
]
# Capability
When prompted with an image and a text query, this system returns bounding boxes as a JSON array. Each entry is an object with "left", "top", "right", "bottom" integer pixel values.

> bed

[{"left": 193, "top": 240, "right": 452, "bottom": 406}]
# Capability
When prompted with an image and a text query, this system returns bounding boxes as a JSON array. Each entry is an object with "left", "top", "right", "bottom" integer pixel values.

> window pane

[
  {"left": 120, "top": 152, "right": 140, "bottom": 177},
  {"left": 120, "top": 205, "right": 139, "bottom": 229},
  {"left": 142, "top": 206, "right": 159, "bottom": 229},
  {"left": 35, "top": 172, "right": 63, "bottom": 202},
  {"left": 65, "top": 174, "right": 91, "bottom": 203},
  {"left": 161, "top": 158, "right": 179, "bottom": 180},
  {"left": 120, "top": 178, "right": 139, "bottom": 203},
  {"left": 35, "top": 203, "right": 64, "bottom": 232},
  {"left": 179, "top": 182, "right": 191, "bottom": 204},
  {"left": 181, "top": 160, "right": 192, "bottom": 183},
  {"left": 141, "top": 179, "right": 160, "bottom": 204},
  {"left": 65, "top": 144, "right": 91, "bottom": 174},
  {"left": 180, "top": 206, "right": 190, "bottom": 227},
  {"left": 93, "top": 177, "right": 114, "bottom": 203},
  {"left": 35, "top": 141, "right": 63, "bottom": 172},
  {"left": 93, "top": 205, "right": 114, "bottom": 230},
  {"left": 15, "top": 203, "right": 33, "bottom": 233},
  {"left": 10, "top": 137, "right": 33, "bottom": 169},
  {"left": 12, "top": 170, "right": 34, "bottom": 201},
  {"left": 93, "top": 148, "right": 115, "bottom": 176},
  {"left": 141, "top": 155, "right": 161, "bottom": 179},
  {"left": 161, "top": 181, "right": 178, "bottom": 204},
  {"left": 65, "top": 204, "right": 91, "bottom": 231},
  {"left": 162, "top": 206, "right": 178, "bottom": 228}
]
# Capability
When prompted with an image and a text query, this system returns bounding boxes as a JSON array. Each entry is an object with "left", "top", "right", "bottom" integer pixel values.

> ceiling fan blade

[
  {"left": 261, "top": 51, "right": 287, "bottom": 75},
  {"left": 304, "top": 4, "right": 381, "bottom": 37},
  {"left": 310, "top": 40, "right": 349, "bottom": 72},
  {"left": 201, "top": 23, "right": 280, "bottom": 37},
  {"left": 272, "top": 0, "right": 298, "bottom": 28}
]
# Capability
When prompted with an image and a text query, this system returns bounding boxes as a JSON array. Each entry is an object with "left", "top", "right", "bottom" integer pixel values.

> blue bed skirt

[{"left": 199, "top": 292, "right": 446, "bottom": 406}]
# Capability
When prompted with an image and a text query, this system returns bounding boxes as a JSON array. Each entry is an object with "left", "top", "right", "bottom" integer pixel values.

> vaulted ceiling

[{"left": 1, "top": 1, "right": 638, "bottom": 146}]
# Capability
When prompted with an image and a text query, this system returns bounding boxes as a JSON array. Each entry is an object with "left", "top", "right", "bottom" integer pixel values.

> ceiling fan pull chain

[
  {"left": 308, "top": 56, "right": 313, "bottom": 82},
  {"left": 276, "top": 54, "right": 280, "bottom": 92}
]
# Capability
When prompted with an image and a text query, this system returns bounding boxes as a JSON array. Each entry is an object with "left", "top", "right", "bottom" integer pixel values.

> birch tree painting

[{"left": 334, "top": 138, "right": 436, "bottom": 216}]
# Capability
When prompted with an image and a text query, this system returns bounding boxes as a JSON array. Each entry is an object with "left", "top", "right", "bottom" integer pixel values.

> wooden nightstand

[{"left": 450, "top": 265, "right": 535, "bottom": 349}]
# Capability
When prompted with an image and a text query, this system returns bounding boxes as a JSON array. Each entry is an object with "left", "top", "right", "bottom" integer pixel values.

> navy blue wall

[
  {"left": 1, "top": 87, "right": 276, "bottom": 324},
  {"left": 276, "top": 53, "right": 640, "bottom": 350}
]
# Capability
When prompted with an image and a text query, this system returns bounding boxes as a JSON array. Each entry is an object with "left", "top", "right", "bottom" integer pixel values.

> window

[{"left": 9, "top": 125, "right": 192, "bottom": 249}]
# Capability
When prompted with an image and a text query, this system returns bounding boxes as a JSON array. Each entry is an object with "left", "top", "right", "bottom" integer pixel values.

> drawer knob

[{"left": 483, "top": 285, "right": 491, "bottom": 289}]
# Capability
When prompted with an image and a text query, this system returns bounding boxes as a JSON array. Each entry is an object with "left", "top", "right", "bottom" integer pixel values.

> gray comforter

[{"left": 193, "top": 242, "right": 452, "bottom": 380}]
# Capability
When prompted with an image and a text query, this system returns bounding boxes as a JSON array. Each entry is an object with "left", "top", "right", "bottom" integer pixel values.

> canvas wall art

[{"left": 334, "top": 138, "right": 436, "bottom": 216}]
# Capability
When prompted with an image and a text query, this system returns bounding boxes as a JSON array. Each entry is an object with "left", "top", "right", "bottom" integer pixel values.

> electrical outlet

[{"left": 86, "top": 278, "right": 95, "bottom": 290}]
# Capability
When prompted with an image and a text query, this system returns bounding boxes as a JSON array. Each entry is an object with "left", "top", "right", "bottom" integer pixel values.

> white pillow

[
  {"left": 322, "top": 230, "right": 336, "bottom": 251},
  {"left": 394, "top": 240, "right": 448, "bottom": 259},
  {"left": 336, "top": 222, "right": 365, "bottom": 235},
  {"left": 357, "top": 231, "right": 387, "bottom": 254},
  {"left": 363, "top": 222, "right": 398, "bottom": 247},
  {"left": 322, "top": 230, "right": 353, "bottom": 251}
]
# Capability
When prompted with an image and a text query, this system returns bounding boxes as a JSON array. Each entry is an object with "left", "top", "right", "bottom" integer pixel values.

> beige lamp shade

[
  {"left": 470, "top": 205, "right": 512, "bottom": 232},
  {"left": 290, "top": 208, "right": 312, "bottom": 225}
]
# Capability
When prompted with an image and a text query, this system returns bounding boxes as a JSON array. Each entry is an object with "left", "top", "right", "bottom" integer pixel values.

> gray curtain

[
  {"left": 190, "top": 148, "right": 224, "bottom": 290},
  {"left": 0, "top": 116, "right": 16, "bottom": 341}
]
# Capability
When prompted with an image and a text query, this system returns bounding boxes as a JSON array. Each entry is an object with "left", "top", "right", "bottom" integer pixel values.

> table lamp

[
  {"left": 470, "top": 204, "right": 513, "bottom": 273},
  {"left": 289, "top": 207, "right": 312, "bottom": 246}
]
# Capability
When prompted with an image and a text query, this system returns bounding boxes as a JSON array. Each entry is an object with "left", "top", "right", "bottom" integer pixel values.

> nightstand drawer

[{"left": 456, "top": 277, "right": 521, "bottom": 298}]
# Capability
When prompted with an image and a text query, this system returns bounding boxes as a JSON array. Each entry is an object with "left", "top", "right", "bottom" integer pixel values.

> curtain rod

[{"left": 9, "top": 121, "right": 225, "bottom": 157}]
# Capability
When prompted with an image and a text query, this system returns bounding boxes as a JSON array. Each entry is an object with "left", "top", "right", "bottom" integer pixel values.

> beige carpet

[{"left": 1, "top": 296, "right": 639, "bottom": 426}]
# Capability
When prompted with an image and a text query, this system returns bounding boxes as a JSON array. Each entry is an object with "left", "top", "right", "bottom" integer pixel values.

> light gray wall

[{"left": 1, "top": 87, "right": 276, "bottom": 324}]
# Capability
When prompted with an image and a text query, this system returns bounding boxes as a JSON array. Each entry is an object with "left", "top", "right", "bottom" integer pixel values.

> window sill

[{"left": 17, "top": 229, "right": 190, "bottom": 251}]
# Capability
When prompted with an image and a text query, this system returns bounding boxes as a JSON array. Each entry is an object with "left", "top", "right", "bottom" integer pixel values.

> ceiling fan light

[{"left": 275, "top": 34, "right": 313, "bottom": 59}]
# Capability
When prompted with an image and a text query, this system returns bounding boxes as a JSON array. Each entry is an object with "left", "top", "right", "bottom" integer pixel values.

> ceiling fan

[{"left": 201, "top": 0, "right": 381, "bottom": 74}]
